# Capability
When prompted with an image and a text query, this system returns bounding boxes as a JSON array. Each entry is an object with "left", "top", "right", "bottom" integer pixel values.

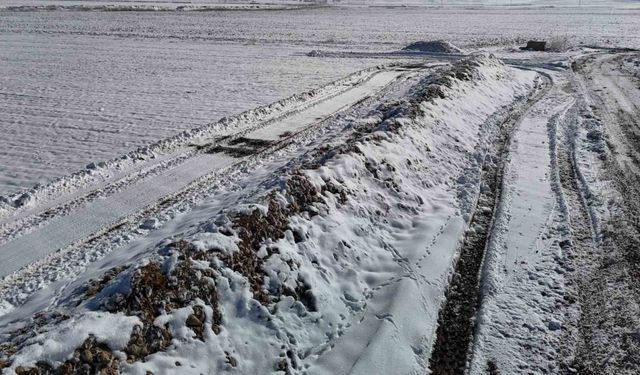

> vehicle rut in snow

[
  {"left": 560, "top": 53, "right": 640, "bottom": 375},
  {"left": 546, "top": 103, "right": 599, "bottom": 373},
  {"left": 428, "top": 73, "right": 551, "bottom": 375}
]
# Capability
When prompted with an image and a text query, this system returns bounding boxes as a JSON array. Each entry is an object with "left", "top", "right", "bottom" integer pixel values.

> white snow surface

[
  {"left": 0, "top": 66, "right": 380, "bottom": 218},
  {"left": 309, "top": 61, "right": 535, "bottom": 375},
  {"left": 2, "top": 6, "right": 639, "bottom": 195},
  {"left": 0, "top": 68, "right": 402, "bottom": 280},
  {"left": 2, "top": 56, "right": 537, "bottom": 375},
  {"left": 0, "top": 24, "right": 391, "bottom": 196},
  {"left": 469, "top": 70, "right": 576, "bottom": 375}
]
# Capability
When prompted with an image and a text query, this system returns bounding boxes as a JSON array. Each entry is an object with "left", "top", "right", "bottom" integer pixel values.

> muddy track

[
  {"left": 556, "top": 107, "right": 640, "bottom": 375},
  {"left": 552, "top": 108, "right": 600, "bottom": 374},
  {"left": 562, "top": 54, "right": 640, "bottom": 374},
  {"left": 594, "top": 54, "right": 640, "bottom": 272},
  {"left": 428, "top": 73, "right": 551, "bottom": 375}
]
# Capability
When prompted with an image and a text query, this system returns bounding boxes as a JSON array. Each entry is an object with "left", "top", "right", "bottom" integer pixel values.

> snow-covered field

[
  {"left": 0, "top": 31, "right": 389, "bottom": 195},
  {"left": 3, "top": 3, "right": 640, "bottom": 375},
  {"left": 2, "top": 5, "right": 640, "bottom": 195}
]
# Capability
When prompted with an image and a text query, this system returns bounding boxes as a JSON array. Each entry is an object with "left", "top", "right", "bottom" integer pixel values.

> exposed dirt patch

[
  {"left": 220, "top": 173, "right": 321, "bottom": 308},
  {"left": 83, "top": 266, "right": 128, "bottom": 298},
  {"left": 228, "top": 137, "right": 273, "bottom": 147},
  {"left": 0, "top": 312, "right": 71, "bottom": 371},
  {"left": 206, "top": 137, "right": 274, "bottom": 157},
  {"left": 429, "top": 155, "right": 503, "bottom": 375},
  {"left": 206, "top": 145, "right": 258, "bottom": 157},
  {"left": 186, "top": 305, "right": 207, "bottom": 341},
  {"left": 12, "top": 242, "right": 227, "bottom": 372},
  {"left": 487, "top": 360, "right": 500, "bottom": 375},
  {"left": 225, "top": 351, "right": 238, "bottom": 368},
  {"left": 15, "top": 335, "right": 120, "bottom": 375},
  {"left": 104, "top": 260, "right": 216, "bottom": 324}
]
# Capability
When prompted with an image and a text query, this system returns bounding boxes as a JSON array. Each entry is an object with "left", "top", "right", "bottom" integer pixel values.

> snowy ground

[
  {"left": 0, "top": 30, "right": 391, "bottom": 195},
  {"left": 2, "top": 5, "right": 640, "bottom": 194},
  {"left": 2, "top": 4, "right": 640, "bottom": 375},
  {"left": 0, "top": 1, "right": 317, "bottom": 11},
  {"left": 0, "top": 53, "right": 536, "bottom": 375}
]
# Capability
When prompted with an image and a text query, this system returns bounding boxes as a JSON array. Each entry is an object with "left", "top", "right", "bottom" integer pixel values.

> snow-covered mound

[
  {"left": 0, "top": 56, "right": 536, "bottom": 375},
  {"left": 402, "top": 40, "right": 465, "bottom": 54}
]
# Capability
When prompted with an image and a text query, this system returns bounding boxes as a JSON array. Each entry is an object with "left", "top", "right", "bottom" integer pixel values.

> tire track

[
  {"left": 549, "top": 105, "right": 601, "bottom": 374},
  {"left": 428, "top": 73, "right": 551, "bottom": 375},
  {"left": 561, "top": 53, "right": 640, "bottom": 375}
]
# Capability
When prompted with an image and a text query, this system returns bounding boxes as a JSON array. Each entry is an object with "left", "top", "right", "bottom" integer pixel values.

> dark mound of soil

[{"left": 402, "top": 40, "right": 464, "bottom": 54}]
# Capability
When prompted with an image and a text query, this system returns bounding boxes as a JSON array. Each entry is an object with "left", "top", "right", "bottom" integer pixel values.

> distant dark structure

[{"left": 521, "top": 41, "right": 547, "bottom": 51}]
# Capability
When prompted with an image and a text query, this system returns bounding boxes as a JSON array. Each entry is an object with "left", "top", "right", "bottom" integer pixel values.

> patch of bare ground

[
  {"left": 83, "top": 266, "right": 128, "bottom": 298},
  {"left": 218, "top": 174, "right": 322, "bottom": 308},
  {"left": 15, "top": 336, "right": 120, "bottom": 375},
  {"left": 205, "top": 137, "right": 274, "bottom": 157},
  {"left": 487, "top": 360, "right": 500, "bottom": 375},
  {"left": 8, "top": 241, "right": 224, "bottom": 373},
  {"left": 228, "top": 137, "right": 273, "bottom": 147},
  {"left": 0, "top": 312, "right": 71, "bottom": 373},
  {"left": 4, "top": 173, "right": 328, "bottom": 374},
  {"left": 206, "top": 145, "right": 258, "bottom": 157}
]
